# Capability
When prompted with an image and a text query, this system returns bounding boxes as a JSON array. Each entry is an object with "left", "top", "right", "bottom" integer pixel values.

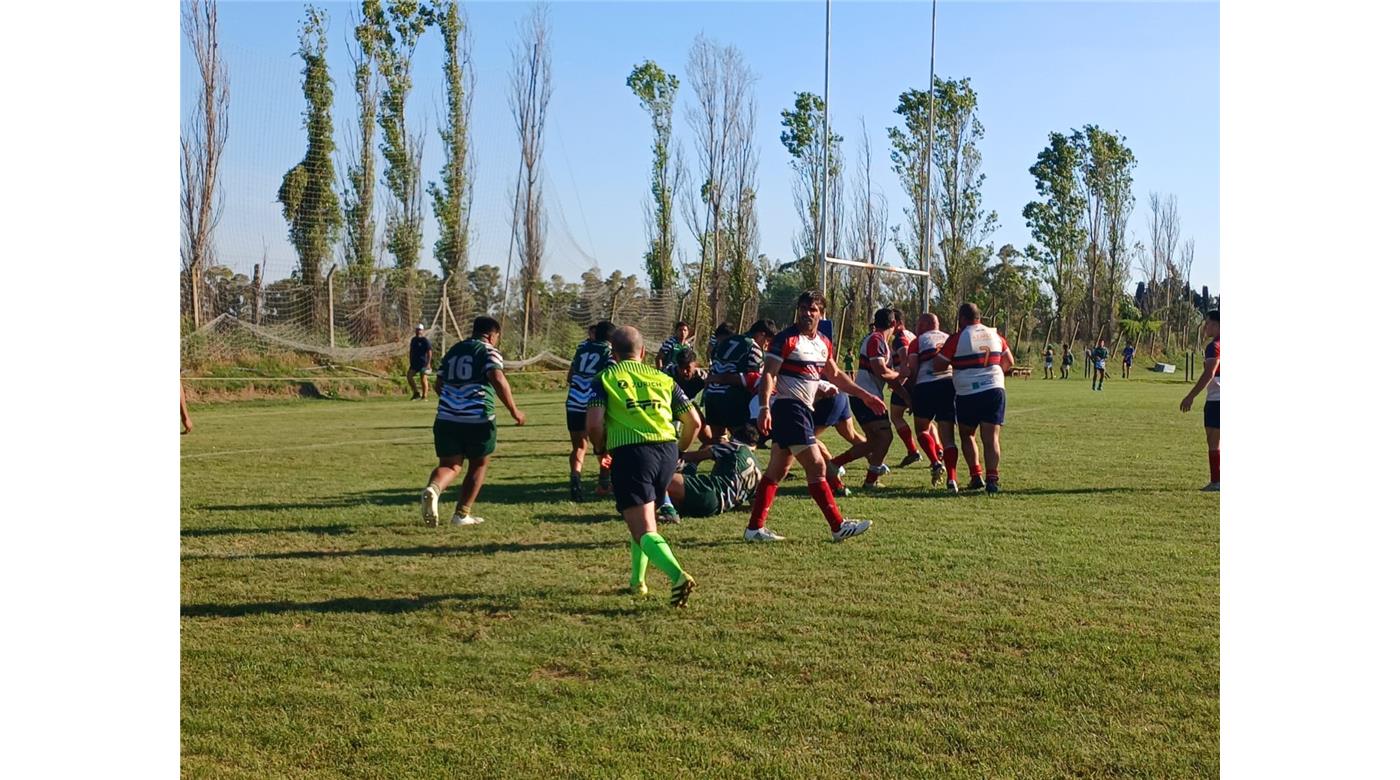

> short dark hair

[
  {"left": 471, "top": 316, "right": 501, "bottom": 338},
  {"left": 873, "top": 308, "right": 895, "bottom": 330},
  {"left": 747, "top": 318, "right": 778, "bottom": 338},
  {"left": 957, "top": 302, "right": 981, "bottom": 323},
  {"left": 1206, "top": 309, "right": 1220, "bottom": 323},
  {"left": 674, "top": 347, "right": 697, "bottom": 366},
  {"left": 675, "top": 321, "right": 690, "bottom": 332},
  {"left": 713, "top": 321, "right": 734, "bottom": 339},
  {"left": 796, "top": 290, "right": 827, "bottom": 313},
  {"left": 891, "top": 308, "right": 905, "bottom": 325},
  {"left": 594, "top": 320, "right": 616, "bottom": 342}
]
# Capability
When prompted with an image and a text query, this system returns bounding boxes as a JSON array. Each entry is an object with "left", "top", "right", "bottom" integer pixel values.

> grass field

[{"left": 181, "top": 374, "right": 1218, "bottom": 778}]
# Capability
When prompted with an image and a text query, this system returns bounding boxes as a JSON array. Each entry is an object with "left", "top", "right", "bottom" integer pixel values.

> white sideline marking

[{"left": 182, "top": 435, "right": 425, "bottom": 460}]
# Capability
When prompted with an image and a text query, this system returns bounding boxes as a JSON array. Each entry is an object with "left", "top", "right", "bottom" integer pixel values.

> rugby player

[
  {"left": 656, "top": 320, "right": 691, "bottom": 369},
  {"left": 1180, "top": 310, "right": 1220, "bottom": 491},
  {"left": 888, "top": 310, "right": 923, "bottom": 467},
  {"left": 566, "top": 320, "right": 616, "bottom": 501},
  {"left": 666, "top": 440, "right": 762, "bottom": 518},
  {"left": 1091, "top": 339, "right": 1110, "bottom": 391},
  {"left": 929, "top": 303, "right": 1013, "bottom": 494},
  {"left": 903, "top": 312, "right": 955, "bottom": 490},
  {"left": 746, "top": 290, "right": 884, "bottom": 542},
  {"left": 851, "top": 308, "right": 904, "bottom": 488},
  {"left": 419, "top": 317, "right": 527, "bottom": 527}
]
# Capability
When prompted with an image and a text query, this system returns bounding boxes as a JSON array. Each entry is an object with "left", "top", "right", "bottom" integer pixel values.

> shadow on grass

[
  {"left": 181, "top": 523, "right": 365, "bottom": 538},
  {"left": 182, "top": 589, "right": 665, "bottom": 619},
  {"left": 184, "top": 538, "right": 620, "bottom": 562},
  {"left": 199, "top": 480, "right": 575, "bottom": 512},
  {"left": 863, "top": 485, "right": 1157, "bottom": 500}
]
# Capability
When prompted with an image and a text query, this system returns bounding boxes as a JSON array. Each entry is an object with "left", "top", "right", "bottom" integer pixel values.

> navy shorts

[
  {"left": 1204, "top": 400, "right": 1220, "bottom": 429},
  {"left": 771, "top": 398, "right": 817, "bottom": 449},
  {"left": 409, "top": 361, "right": 429, "bottom": 374},
  {"left": 609, "top": 441, "right": 678, "bottom": 513},
  {"left": 955, "top": 388, "right": 1006, "bottom": 427},
  {"left": 704, "top": 388, "right": 750, "bottom": 429},
  {"left": 813, "top": 392, "right": 852, "bottom": 428},
  {"left": 889, "top": 380, "right": 911, "bottom": 409},
  {"left": 913, "top": 380, "right": 957, "bottom": 423},
  {"left": 850, "top": 395, "right": 889, "bottom": 425},
  {"left": 566, "top": 409, "right": 589, "bottom": 433}
]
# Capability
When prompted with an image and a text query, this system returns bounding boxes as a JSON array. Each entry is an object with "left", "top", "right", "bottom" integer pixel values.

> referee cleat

[
  {"left": 1200, "top": 482, "right": 1220, "bottom": 492},
  {"left": 744, "top": 526, "right": 785, "bottom": 542},
  {"left": 945, "top": 480, "right": 960, "bottom": 494},
  {"left": 451, "top": 513, "right": 484, "bottom": 526},
  {"left": 658, "top": 504, "right": 681, "bottom": 524},
  {"left": 966, "top": 476, "right": 986, "bottom": 491},
  {"left": 670, "top": 575, "right": 696, "bottom": 608},
  {"left": 831, "top": 519, "right": 872, "bottom": 542},
  {"left": 985, "top": 480, "right": 1001, "bottom": 495},
  {"left": 420, "top": 485, "right": 440, "bottom": 527},
  {"left": 898, "top": 451, "right": 923, "bottom": 468}
]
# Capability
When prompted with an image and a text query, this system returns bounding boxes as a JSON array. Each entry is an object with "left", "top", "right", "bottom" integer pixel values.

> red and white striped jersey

[
  {"left": 1205, "top": 339, "right": 1220, "bottom": 401},
  {"left": 937, "top": 323, "right": 1009, "bottom": 396},
  {"left": 914, "top": 330, "right": 953, "bottom": 384},
  {"left": 767, "top": 325, "right": 832, "bottom": 408},
  {"left": 891, "top": 328, "right": 917, "bottom": 367},
  {"left": 855, "top": 330, "right": 892, "bottom": 397}
]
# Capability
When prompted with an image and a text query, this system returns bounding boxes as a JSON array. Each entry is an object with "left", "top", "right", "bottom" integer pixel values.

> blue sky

[{"left": 184, "top": 0, "right": 1219, "bottom": 293}]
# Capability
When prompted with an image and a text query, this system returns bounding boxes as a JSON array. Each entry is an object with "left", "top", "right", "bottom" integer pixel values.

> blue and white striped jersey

[
  {"left": 435, "top": 338, "right": 504, "bottom": 423},
  {"left": 566, "top": 339, "right": 614, "bottom": 412}
]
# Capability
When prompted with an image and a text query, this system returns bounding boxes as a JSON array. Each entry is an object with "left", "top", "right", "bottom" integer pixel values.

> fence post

[{"left": 326, "top": 265, "right": 337, "bottom": 349}]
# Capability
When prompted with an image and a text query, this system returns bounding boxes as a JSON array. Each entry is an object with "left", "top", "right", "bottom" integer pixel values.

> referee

[{"left": 586, "top": 326, "right": 702, "bottom": 607}]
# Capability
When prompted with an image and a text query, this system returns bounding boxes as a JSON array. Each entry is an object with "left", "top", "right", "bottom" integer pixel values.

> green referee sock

[
  {"left": 639, "top": 532, "right": 686, "bottom": 585},
  {"left": 630, "top": 541, "right": 649, "bottom": 589}
]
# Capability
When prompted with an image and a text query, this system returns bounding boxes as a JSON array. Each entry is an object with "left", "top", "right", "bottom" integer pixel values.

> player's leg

[
  {"left": 407, "top": 368, "right": 420, "bottom": 399},
  {"left": 417, "top": 370, "right": 428, "bottom": 399},
  {"left": 423, "top": 418, "right": 465, "bottom": 526},
  {"left": 745, "top": 444, "right": 791, "bottom": 540},
  {"left": 567, "top": 413, "right": 589, "bottom": 500},
  {"left": 826, "top": 418, "right": 867, "bottom": 495},
  {"left": 619, "top": 443, "right": 693, "bottom": 606},
  {"left": 959, "top": 422, "right": 984, "bottom": 490},
  {"left": 980, "top": 423, "right": 1003, "bottom": 494},
  {"left": 792, "top": 443, "right": 869, "bottom": 541},
  {"left": 857, "top": 416, "right": 893, "bottom": 487},
  {"left": 1202, "top": 401, "right": 1220, "bottom": 490},
  {"left": 893, "top": 401, "right": 921, "bottom": 466},
  {"left": 449, "top": 423, "right": 497, "bottom": 524}
]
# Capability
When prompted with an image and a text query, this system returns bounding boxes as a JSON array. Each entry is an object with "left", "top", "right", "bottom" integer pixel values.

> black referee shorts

[{"left": 608, "top": 441, "right": 679, "bottom": 513}]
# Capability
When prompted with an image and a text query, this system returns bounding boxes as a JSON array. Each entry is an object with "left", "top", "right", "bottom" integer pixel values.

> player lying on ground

[
  {"left": 586, "top": 326, "right": 701, "bottom": 606},
  {"left": 666, "top": 441, "right": 762, "bottom": 518},
  {"left": 420, "top": 317, "right": 527, "bottom": 527},
  {"left": 746, "top": 290, "right": 885, "bottom": 543}
]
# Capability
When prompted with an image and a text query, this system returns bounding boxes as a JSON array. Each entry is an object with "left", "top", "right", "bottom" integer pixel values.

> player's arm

[
  {"left": 823, "top": 359, "right": 885, "bottom": 414},
  {"left": 488, "top": 369, "right": 526, "bottom": 425},
  {"left": 1180, "top": 355, "right": 1218, "bottom": 412},
  {"left": 999, "top": 336, "right": 1015, "bottom": 372},
  {"left": 754, "top": 354, "right": 782, "bottom": 436}
]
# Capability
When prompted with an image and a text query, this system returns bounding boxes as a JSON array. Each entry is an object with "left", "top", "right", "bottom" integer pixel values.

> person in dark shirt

[
  {"left": 665, "top": 347, "right": 708, "bottom": 401},
  {"left": 1090, "top": 339, "right": 1110, "bottom": 392},
  {"left": 1121, "top": 343, "right": 1136, "bottom": 379},
  {"left": 1060, "top": 343, "right": 1073, "bottom": 379},
  {"left": 408, "top": 324, "right": 433, "bottom": 400}
]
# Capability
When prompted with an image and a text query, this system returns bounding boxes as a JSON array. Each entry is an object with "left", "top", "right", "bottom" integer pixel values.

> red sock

[
  {"left": 1209, "top": 450, "right": 1220, "bottom": 483},
  {"left": 916, "top": 431, "right": 941, "bottom": 462},
  {"left": 896, "top": 426, "right": 918, "bottom": 455},
  {"left": 748, "top": 476, "right": 780, "bottom": 530},
  {"left": 971, "top": 464, "right": 983, "bottom": 478},
  {"left": 831, "top": 449, "right": 857, "bottom": 468},
  {"left": 807, "top": 480, "right": 845, "bottom": 532},
  {"left": 944, "top": 445, "right": 958, "bottom": 482}
]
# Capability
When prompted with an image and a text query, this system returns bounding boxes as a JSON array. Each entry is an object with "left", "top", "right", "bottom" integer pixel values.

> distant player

[
  {"left": 1180, "top": 310, "right": 1220, "bottom": 491},
  {"left": 1043, "top": 344, "right": 1054, "bottom": 379},
  {"left": 929, "top": 303, "right": 1013, "bottom": 494},
  {"left": 667, "top": 440, "right": 762, "bottom": 518},
  {"left": 1060, "top": 343, "right": 1073, "bottom": 379},
  {"left": 747, "top": 290, "right": 884, "bottom": 542},
  {"left": 1091, "top": 339, "right": 1110, "bottom": 391},
  {"left": 1122, "top": 343, "right": 1136, "bottom": 379},
  {"left": 420, "top": 317, "right": 527, "bottom": 527},
  {"left": 408, "top": 324, "right": 432, "bottom": 400},
  {"left": 566, "top": 320, "right": 616, "bottom": 501},
  {"left": 586, "top": 326, "right": 701, "bottom": 606},
  {"left": 656, "top": 321, "right": 692, "bottom": 369},
  {"left": 888, "top": 309, "right": 923, "bottom": 468},
  {"left": 664, "top": 347, "right": 708, "bottom": 401},
  {"left": 851, "top": 308, "right": 904, "bottom": 488},
  {"left": 904, "top": 312, "right": 955, "bottom": 490}
]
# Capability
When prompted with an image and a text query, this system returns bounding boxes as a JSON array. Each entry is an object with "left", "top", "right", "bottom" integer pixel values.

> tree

[
  {"left": 780, "top": 91, "right": 843, "bottom": 292},
  {"left": 927, "top": 78, "right": 997, "bottom": 318},
  {"left": 428, "top": 0, "right": 475, "bottom": 296},
  {"left": 180, "top": 0, "right": 230, "bottom": 328},
  {"left": 277, "top": 5, "right": 342, "bottom": 334},
  {"left": 887, "top": 89, "right": 933, "bottom": 291},
  {"left": 342, "top": 0, "right": 382, "bottom": 343},
  {"left": 374, "top": 0, "right": 432, "bottom": 331},
  {"left": 723, "top": 82, "right": 760, "bottom": 325},
  {"left": 626, "top": 60, "right": 683, "bottom": 292},
  {"left": 1023, "top": 132, "right": 1087, "bottom": 344},
  {"left": 1071, "top": 125, "right": 1135, "bottom": 341},
  {"left": 508, "top": 3, "right": 552, "bottom": 358},
  {"left": 843, "top": 118, "right": 889, "bottom": 346}
]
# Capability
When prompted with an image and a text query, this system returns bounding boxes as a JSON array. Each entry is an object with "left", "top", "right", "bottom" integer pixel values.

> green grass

[{"left": 182, "top": 373, "right": 1218, "bottom": 778}]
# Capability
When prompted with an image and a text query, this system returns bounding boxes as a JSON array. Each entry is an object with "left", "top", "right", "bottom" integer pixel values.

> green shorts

[
  {"left": 679, "top": 476, "right": 722, "bottom": 517},
  {"left": 433, "top": 419, "right": 497, "bottom": 460}
]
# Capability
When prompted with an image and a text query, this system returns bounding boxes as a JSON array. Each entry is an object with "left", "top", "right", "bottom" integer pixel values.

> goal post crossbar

[{"left": 823, "top": 255, "right": 930, "bottom": 278}]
